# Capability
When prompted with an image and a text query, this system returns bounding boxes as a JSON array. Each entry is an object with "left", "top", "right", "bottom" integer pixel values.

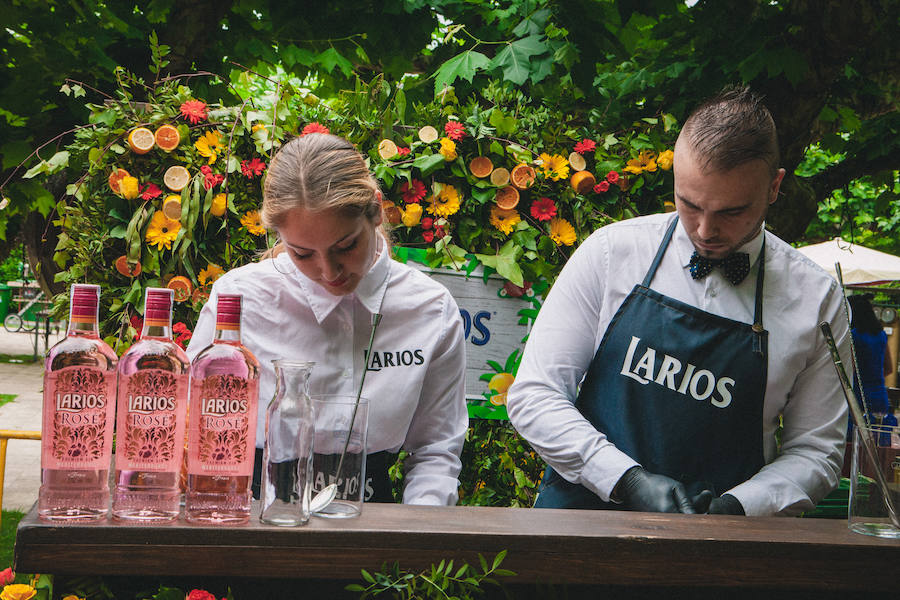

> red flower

[
  {"left": 179, "top": 100, "right": 208, "bottom": 125},
  {"left": 530, "top": 197, "right": 557, "bottom": 222},
  {"left": 421, "top": 217, "right": 433, "bottom": 230},
  {"left": 422, "top": 230, "right": 435, "bottom": 243},
  {"left": 173, "top": 322, "right": 193, "bottom": 350},
  {"left": 594, "top": 181, "right": 610, "bottom": 193},
  {"left": 129, "top": 314, "right": 143, "bottom": 341},
  {"left": 435, "top": 225, "right": 446, "bottom": 239},
  {"left": 240, "top": 158, "right": 266, "bottom": 178},
  {"left": 397, "top": 147, "right": 411, "bottom": 156},
  {"left": 573, "top": 139, "right": 596, "bottom": 154},
  {"left": 186, "top": 590, "right": 217, "bottom": 600},
  {"left": 0, "top": 567, "right": 14, "bottom": 586},
  {"left": 400, "top": 179, "right": 427, "bottom": 204},
  {"left": 606, "top": 170, "right": 620, "bottom": 183},
  {"left": 444, "top": 121, "right": 466, "bottom": 141},
  {"left": 200, "top": 165, "right": 225, "bottom": 190},
  {"left": 140, "top": 182, "right": 162, "bottom": 200},
  {"left": 301, "top": 122, "right": 329, "bottom": 137}
]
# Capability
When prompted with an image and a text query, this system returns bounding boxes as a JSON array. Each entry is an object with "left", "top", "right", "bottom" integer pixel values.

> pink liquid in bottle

[
  {"left": 112, "top": 287, "right": 189, "bottom": 522},
  {"left": 186, "top": 294, "right": 260, "bottom": 524},
  {"left": 39, "top": 284, "right": 118, "bottom": 521}
]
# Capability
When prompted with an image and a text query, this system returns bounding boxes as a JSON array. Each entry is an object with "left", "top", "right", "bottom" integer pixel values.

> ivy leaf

[
  {"left": 412, "top": 153, "right": 446, "bottom": 177},
  {"left": 315, "top": 48, "right": 354, "bottom": 77},
  {"left": 433, "top": 50, "right": 491, "bottom": 96},
  {"left": 490, "top": 35, "right": 548, "bottom": 86},
  {"left": 489, "top": 109, "right": 517, "bottom": 135},
  {"left": 474, "top": 241, "right": 523, "bottom": 286}
]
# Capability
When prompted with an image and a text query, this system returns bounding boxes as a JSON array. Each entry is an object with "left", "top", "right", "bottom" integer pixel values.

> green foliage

[
  {"left": 347, "top": 551, "right": 514, "bottom": 599},
  {"left": 1, "top": 509, "right": 25, "bottom": 570}
]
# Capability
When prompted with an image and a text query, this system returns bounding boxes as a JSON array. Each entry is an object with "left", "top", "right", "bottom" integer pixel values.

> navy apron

[{"left": 535, "top": 216, "right": 767, "bottom": 509}]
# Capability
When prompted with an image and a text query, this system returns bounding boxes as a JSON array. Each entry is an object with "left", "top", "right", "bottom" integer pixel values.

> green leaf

[
  {"left": 433, "top": 50, "right": 491, "bottom": 96},
  {"left": 282, "top": 44, "right": 316, "bottom": 68},
  {"left": 89, "top": 109, "right": 117, "bottom": 126},
  {"left": 489, "top": 109, "right": 517, "bottom": 135},
  {"left": 412, "top": 153, "right": 446, "bottom": 177},
  {"left": 316, "top": 48, "right": 354, "bottom": 77},
  {"left": 490, "top": 37, "right": 547, "bottom": 86},
  {"left": 492, "top": 549, "right": 508, "bottom": 570}
]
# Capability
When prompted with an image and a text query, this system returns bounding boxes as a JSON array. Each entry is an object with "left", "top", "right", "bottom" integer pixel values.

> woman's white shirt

[{"left": 186, "top": 248, "right": 468, "bottom": 505}]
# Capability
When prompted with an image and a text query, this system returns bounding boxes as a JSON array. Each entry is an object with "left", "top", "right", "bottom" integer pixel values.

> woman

[
  {"left": 848, "top": 294, "right": 894, "bottom": 423},
  {"left": 187, "top": 133, "right": 468, "bottom": 505}
]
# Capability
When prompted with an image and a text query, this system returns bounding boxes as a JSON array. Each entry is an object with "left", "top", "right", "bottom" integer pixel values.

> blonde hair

[{"left": 262, "top": 133, "right": 383, "bottom": 228}]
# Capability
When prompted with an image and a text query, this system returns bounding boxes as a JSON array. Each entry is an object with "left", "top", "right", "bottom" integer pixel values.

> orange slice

[
  {"left": 468, "top": 156, "right": 493, "bottom": 178},
  {"left": 162, "top": 195, "right": 182, "bottom": 220},
  {"left": 114, "top": 255, "right": 141, "bottom": 278},
  {"left": 664, "top": 200, "right": 676, "bottom": 213},
  {"left": 210, "top": 193, "right": 226, "bottom": 217},
  {"left": 489, "top": 167, "right": 510, "bottom": 187},
  {"left": 163, "top": 165, "right": 191, "bottom": 192},
  {"left": 417, "top": 125, "right": 438, "bottom": 143},
  {"left": 510, "top": 163, "right": 536, "bottom": 190},
  {"left": 377, "top": 139, "right": 399, "bottom": 160},
  {"left": 127, "top": 127, "right": 155, "bottom": 154},
  {"left": 494, "top": 186, "right": 520, "bottom": 210},
  {"left": 191, "top": 287, "right": 211, "bottom": 304},
  {"left": 570, "top": 170, "right": 596, "bottom": 195},
  {"left": 166, "top": 275, "right": 193, "bottom": 302},
  {"left": 154, "top": 125, "right": 181, "bottom": 152},
  {"left": 108, "top": 168, "right": 131, "bottom": 194},
  {"left": 568, "top": 151, "right": 587, "bottom": 172},
  {"left": 382, "top": 200, "right": 403, "bottom": 225}
]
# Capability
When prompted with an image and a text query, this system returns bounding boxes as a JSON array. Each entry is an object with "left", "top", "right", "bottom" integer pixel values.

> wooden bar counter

[{"left": 14, "top": 503, "right": 899, "bottom": 592}]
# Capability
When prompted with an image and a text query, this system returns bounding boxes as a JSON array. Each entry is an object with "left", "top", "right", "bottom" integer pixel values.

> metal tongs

[{"left": 820, "top": 321, "right": 900, "bottom": 529}]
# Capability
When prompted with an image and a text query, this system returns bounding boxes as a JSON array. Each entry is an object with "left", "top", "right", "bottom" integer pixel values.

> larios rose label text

[
  {"left": 115, "top": 369, "right": 187, "bottom": 472},
  {"left": 188, "top": 374, "right": 258, "bottom": 476}
]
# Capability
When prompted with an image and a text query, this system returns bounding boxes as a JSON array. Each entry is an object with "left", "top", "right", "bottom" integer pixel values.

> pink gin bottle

[
  {"left": 185, "top": 294, "right": 260, "bottom": 524},
  {"left": 112, "top": 287, "right": 190, "bottom": 522},
  {"left": 39, "top": 284, "right": 118, "bottom": 521}
]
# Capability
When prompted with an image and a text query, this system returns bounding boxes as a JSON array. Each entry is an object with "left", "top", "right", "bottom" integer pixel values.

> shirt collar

[
  {"left": 279, "top": 235, "right": 392, "bottom": 324},
  {"left": 673, "top": 217, "right": 765, "bottom": 270}
]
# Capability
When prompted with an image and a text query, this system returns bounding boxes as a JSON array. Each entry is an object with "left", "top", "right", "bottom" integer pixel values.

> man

[{"left": 507, "top": 87, "right": 850, "bottom": 516}]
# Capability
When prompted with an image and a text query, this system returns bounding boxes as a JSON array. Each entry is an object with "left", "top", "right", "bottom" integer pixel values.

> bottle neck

[
  {"left": 214, "top": 324, "right": 242, "bottom": 343},
  {"left": 141, "top": 315, "right": 172, "bottom": 340},
  {"left": 67, "top": 318, "right": 98, "bottom": 336}
]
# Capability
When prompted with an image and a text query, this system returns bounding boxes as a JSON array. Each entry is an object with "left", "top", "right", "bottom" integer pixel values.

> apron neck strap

[{"left": 641, "top": 216, "right": 680, "bottom": 288}]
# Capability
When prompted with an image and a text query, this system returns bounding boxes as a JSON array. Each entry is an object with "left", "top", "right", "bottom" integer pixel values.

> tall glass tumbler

[
  {"left": 260, "top": 360, "right": 315, "bottom": 526},
  {"left": 311, "top": 395, "right": 369, "bottom": 518}
]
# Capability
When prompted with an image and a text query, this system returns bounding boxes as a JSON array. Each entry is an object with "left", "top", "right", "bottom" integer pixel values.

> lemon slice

[
  {"left": 128, "top": 127, "right": 155, "bottom": 154},
  {"left": 377, "top": 139, "right": 399, "bottom": 160},
  {"left": 163, "top": 165, "right": 191, "bottom": 192},
  {"left": 417, "top": 125, "right": 438, "bottom": 143},
  {"left": 162, "top": 195, "right": 182, "bottom": 220},
  {"left": 489, "top": 167, "right": 510, "bottom": 187},
  {"left": 568, "top": 151, "right": 587, "bottom": 172}
]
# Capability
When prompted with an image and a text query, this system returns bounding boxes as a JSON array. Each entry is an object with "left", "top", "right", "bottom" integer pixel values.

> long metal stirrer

[
  {"left": 835, "top": 262, "right": 872, "bottom": 421},
  {"left": 820, "top": 321, "right": 900, "bottom": 529}
]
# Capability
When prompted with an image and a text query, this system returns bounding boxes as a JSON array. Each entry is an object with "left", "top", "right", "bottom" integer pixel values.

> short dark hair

[
  {"left": 679, "top": 87, "right": 780, "bottom": 175},
  {"left": 849, "top": 294, "right": 883, "bottom": 335}
]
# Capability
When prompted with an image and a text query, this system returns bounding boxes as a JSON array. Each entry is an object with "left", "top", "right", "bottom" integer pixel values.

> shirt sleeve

[
  {"left": 506, "top": 231, "right": 639, "bottom": 502},
  {"left": 727, "top": 281, "right": 851, "bottom": 516},
  {"left": 400, "top": 291, "right": 468, "bottom": 506}
]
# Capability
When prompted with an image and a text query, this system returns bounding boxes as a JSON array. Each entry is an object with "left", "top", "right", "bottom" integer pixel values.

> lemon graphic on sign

[{"left": 487, "top": 372, "right": 515, "bottom": 406}]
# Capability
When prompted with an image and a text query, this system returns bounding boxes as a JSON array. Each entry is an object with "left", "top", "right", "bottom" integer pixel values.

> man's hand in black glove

[
  {"left": 614, "top": 466, "right": 702, "bottom": 513},
  {"left": 707, "top": 493, "right": 745, "bottom": 515}
]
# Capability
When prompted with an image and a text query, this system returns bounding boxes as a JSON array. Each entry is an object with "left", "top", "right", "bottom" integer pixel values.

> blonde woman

[{"left": 187, "top": 133, "right": 467, "bottom": 505}]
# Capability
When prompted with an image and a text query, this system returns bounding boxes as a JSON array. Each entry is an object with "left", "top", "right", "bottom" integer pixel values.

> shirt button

[{"left": 709, "top": 287, "right": 718, "bottom": 298}]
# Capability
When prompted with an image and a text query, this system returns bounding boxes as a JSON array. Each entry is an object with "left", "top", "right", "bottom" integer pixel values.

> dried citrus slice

[
  {"left": 163, "top": 165, "right": 191, "bottom": 192},
  {"left": 494, "top": 186, "right": 520, "bottom": 210},
  {"left": 664, "top": 200, "right": 676, "bottom": 213},
  {"left": 191, "top": 287, "right": 211, "bottom": 304},
  {"left": 162, "top": 195, "right": 182, "bottom": 220},
  {"left": 489, "top": 167, "right": 510, "bottom": 187},
  {"left": 510, "top": 163, "right": 536, "bottom": 190},
  {"left": 468, "top": 156, "right": 493, "bottom": 178},
  {"left": 114, "top": 255, "right": 141, "bottom": 278},
  {"left": 166, "top": 275, "right": 193, "bottom": 302},
  {"left": 570, "top": 170, "right": 596, "bottom": 195},
  {"left": 568, "top": 151, "right": 587, "bottom": 172},
  {"left": 382, "top": 200, "right": 403, "bottom": 225},
  {"left": 127, "top": 127, "right": 155, "bottom": 154},
  {"left": 377, "top": 139, "right": 399, "bottom": 160},
  {"left": 417, "top": 125, "right": 438, "bottom": 143},
  {"left": 154, "top": 125, "right": 181, "bottom": 152},
  {"left": 108, "top": 168, "right": 131, "bottom": 194}
]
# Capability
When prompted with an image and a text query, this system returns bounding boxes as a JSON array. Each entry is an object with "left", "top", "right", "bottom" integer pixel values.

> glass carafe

[{"left": 260, "top": 360, "right": 315, "bottom": 526}]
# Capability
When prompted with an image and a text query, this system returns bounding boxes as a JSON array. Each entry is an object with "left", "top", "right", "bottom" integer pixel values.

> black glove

[
  {"left": 615, "top": 466, "right": 699, "bottom": 513},
  {"left": 707, "top": 493, "right": 745, "bottom": 515}
]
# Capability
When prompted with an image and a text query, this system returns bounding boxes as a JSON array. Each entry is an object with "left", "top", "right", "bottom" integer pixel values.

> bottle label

[
  {"left": 42, "top": 367, "right": 116, "bottom": 470},
  {"left": 115, "top": 368, "right": 188, "bottom": 472},
  {"left": 188, "top": 374, "right": 259, "bottom": 477}
]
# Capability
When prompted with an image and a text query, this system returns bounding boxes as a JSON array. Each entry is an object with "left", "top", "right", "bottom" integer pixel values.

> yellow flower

[
  {"left": 240, "top": 210, "right": 266, "bottom": 236},
  {"left": 210, "top": 192, "right": 227, "bottom": 217},
  {"left": 549, "top": 217, "right": 576, "bottom": 246},
  {"left": 624, "top": 149, "right": 658, "bottom": 175},
  {"left": 198, "top": 263, "right": 225, "bottom": 286},
  {"left": 657, "top": 149, "right": 674, "bottom": 171},
  {"left": 438, "top": 137, "right": 457, "bottom": 162},
  {"left": 120, "top": 176, "right": 139, "bottom": 200},
  {"left": 61, "top": 595, "right": 85, "bottom": 600},
  {"left": 0, "top": 584, "right": 37, "bottom": 600},
  {"left": 489, "top": 205, "right": 521, "bottom": 235},
  {"left": 194, "top": 130, "right": 225, "bottom": 164},
  {"left": 538, "top": 153, "right": 569, "bottom": 181},
  {"left": 401, "top": 203, "right": 423, "bottom": 227},
  {"left": 426, "top": 184, "right": 461, "bottom": 218},
  {"left": 144, "top": 210, "right": 181, "bottom": 250}
]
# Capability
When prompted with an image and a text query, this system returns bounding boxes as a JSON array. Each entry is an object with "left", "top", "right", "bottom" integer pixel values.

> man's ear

[{"left": 769, "top": 168, "right": 786, "bottom": 205}]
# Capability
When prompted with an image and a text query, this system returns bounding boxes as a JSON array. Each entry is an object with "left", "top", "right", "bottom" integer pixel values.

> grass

[
  {"left": 0, "top": 354, "right": 38, "bottom": 364},
  {"left": 0, "top": 393, "right": 15, "bottom": 408},
  {"left": 1, "top": 509, "right": 25, "bottom": 569}
]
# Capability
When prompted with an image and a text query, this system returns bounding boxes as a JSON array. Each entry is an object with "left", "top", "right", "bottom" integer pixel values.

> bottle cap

[
  {"left": 144, "top": 287, "right": 173, "bottom": 326},
  {"left": 216, "top": 294, "right": 242, "bottom": 329},
  {"left": 70, "top": 284, "right": 100, "bottom": 323}
]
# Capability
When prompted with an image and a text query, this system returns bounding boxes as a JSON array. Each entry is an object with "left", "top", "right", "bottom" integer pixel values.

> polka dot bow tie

[{"left": 688, "top": 251, "right": 751, "bottom": 285}]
